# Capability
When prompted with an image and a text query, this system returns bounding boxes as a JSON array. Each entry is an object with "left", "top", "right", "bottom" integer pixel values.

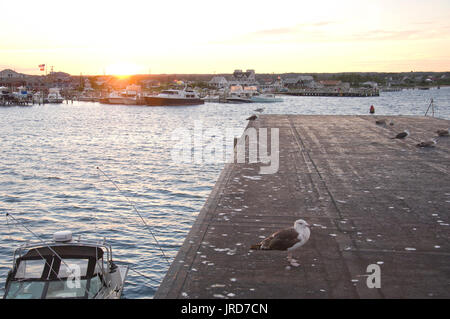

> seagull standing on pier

[{"left": 250, "top": 219, "right": 311, "bottom": 266}]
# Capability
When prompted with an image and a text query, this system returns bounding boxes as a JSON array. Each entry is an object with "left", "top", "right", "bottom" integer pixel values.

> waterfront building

[
  {"left": 208, "top": 76, "right": 229, "bottom": 88},
  {"left": 258, "top": 76, "right": 284, "bottom": 92},
  {"left": 283, "top": 75, "right": 315, "bottom": 89},
  {"left": 228, "top": 69, "right": 258, "bottom": 86}
]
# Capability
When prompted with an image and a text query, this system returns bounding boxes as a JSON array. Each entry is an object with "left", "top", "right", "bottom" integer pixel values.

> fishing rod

[{"left": 96, "top": 166, "right": 171, "bottom": 267}]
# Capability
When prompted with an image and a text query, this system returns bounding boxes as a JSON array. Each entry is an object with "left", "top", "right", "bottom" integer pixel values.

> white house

[
  {"left": 229, "top": 69, "right": 258, "bottom": 86},
  {"left": 0, "top": 69, "right": 25, "bottom": 80},
  {"left": 209, "top": 76, "right": 228, "bottom": 88},
  {"left": 258, "top": 77, "right": 285, "bottom": 92}
]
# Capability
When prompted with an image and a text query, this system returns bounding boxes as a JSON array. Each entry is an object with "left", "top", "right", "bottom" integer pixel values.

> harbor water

[{"left": 0, "top": 87, "right": 449, "bottom": 298}]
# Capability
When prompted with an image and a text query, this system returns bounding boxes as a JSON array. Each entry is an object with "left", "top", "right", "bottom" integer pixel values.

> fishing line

[
  {"left": 96, "top": 167, "right": 171, "bottom": 267},
  {"left": 5, "top": 212, "right": 11, "bottom": 240}
]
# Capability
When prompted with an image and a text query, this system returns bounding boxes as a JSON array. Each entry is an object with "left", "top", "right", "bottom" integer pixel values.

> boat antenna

[{"left": 96, "top": 167, "right": 171, "bottom": 267}]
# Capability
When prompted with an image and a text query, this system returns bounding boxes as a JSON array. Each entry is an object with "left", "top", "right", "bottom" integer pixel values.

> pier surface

[{"left": 156, "top": 115, "right": 450, "bottom": 299}]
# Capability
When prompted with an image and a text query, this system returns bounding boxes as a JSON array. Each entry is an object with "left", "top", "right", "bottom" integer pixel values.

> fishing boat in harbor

[
  {"left": 3, "top": 230, "right": 128, "bottom": 299},
  {"left": 100, "top": 91, "right": 139, "bottom": 105},
  {"left": 225, "top": 85, "right": 254, "bottom": 103},
  {"left": 250, "top": 92, "right": 283, "bottom": 103},
  {"left": 99, "top": 85, "right": 143, "bottom": 105},
  {"left": 46, "top": 88, "right": 64, "bottom": 103},
  {"left": 144, "top": 88, "right": 204, "bottom": 106},
  {"left": 225, "top": 85, "right": 283, "bottom": 103}
]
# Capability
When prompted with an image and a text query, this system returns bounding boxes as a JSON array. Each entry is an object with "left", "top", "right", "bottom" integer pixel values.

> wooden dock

[
  {"left": 156, "top": 115, "right": 450, "bottom": 299},
  {"left": 281, "top": 90, "right": 379, "bottom": 97}
]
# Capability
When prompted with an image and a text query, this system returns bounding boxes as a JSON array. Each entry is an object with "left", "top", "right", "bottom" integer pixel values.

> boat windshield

[
  {"left": 4, "top": 245, "right": 106, "bottom": 299},
  {"left": 161, "top": 90, "right": 178, "bottom": 95},
  {"left": 5, "top": 275, "right": 102, "bottom": 299}
]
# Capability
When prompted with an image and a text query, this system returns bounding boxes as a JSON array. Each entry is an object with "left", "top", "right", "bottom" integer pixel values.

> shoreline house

[
  {"left": 318, "top": 80, "right": 350, "bottom": 91},
  {"left": 283, "top": 75, "right": 315, "bottom": 89},
  {"left": 258, "top": 76, "right": 285, "bottom": 92},
  {"left": 228, "top": 69, "right": 258, "bottom": 87},
  {"left": 0, "top": 69, "right": 27, "bottom": 87},
  {"left": 208, "top": 76, "right": 228, "bottom": 89}
]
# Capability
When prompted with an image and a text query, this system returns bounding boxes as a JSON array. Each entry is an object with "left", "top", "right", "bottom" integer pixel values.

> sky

[{"left": 1, "top": 0, "right": 449, "bottom": 75}]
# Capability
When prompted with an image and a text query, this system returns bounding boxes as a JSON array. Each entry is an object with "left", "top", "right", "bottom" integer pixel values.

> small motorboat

[
  {"left": 46, "top": 88, "right": 64, "bottom": 103},
  {"left": 250, "top": 92, "right": 283, "bottom": 103},
  {"left": 3, "top": 230, "right": 128, "bottom": 299}
]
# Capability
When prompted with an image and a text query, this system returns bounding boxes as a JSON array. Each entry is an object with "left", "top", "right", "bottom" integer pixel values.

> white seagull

[{"left": 251, "top": 219, "right": 311, "bottom": 266}]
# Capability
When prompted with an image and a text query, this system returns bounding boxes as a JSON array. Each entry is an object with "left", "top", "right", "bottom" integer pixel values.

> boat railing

[{"left": 12, "top": 240, "right": 114, "bottom": 268}]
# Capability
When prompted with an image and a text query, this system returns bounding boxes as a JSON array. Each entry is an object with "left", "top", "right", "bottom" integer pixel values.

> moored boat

[
  {"left": 100, "top": 91, "right": 139, "bottom": 105},
  {"left": 3, "top": 230, "right": 128, "bottom": 299},
  {"left": 144, "top": 88, "right": 204, "bottom": 106},
  {"left": 46, "top": 88, "right": 64, "bottom": 103},
  {"left": 250, "top": 92, "right": 283, "bottom": 103}
]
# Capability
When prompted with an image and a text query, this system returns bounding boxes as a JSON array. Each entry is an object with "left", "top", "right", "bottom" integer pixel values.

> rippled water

[{"left": 1, "top": 87, "right": 449, "bottom": 298}]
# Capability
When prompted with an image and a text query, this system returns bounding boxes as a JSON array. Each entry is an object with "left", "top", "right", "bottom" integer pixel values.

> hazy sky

[{"left": 1, "top": 0, "right": 449, "bottom": 75}]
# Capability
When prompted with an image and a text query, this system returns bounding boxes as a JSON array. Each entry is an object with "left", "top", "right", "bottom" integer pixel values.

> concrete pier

[{"left": 156, "top": 115, "right": 450, "bottom": 299}]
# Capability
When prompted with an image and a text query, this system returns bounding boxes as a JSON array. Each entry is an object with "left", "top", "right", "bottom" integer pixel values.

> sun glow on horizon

[{"left": 105, "top": 63, "right": 144, "bottom": 77}]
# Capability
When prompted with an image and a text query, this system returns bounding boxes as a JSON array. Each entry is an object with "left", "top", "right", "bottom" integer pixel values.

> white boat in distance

[
  {"left": 226, "top": 85, "right": 283, "bottom": 103},
  {"left": 46, "top": 88, "right": 64, "bottom": 103},
  {"left": 144, "top": 88, "right": 204, "bottom": 106},
  {"left": 3, "top": 230, "right": 128, "bottom": 299},
  {"left": 100, "top": 91, "right": 139, "bottom": 105},
  {"left": 250, "top": 92, "right": 283, "bottom": 103}
]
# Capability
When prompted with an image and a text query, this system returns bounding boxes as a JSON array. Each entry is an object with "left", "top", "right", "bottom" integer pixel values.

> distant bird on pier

[
  {"left": 392, "top": 130, "right": 410, "bottom": 139},
  {"left": 436, "top": 128, "right": 449, "bottom": 137},
  {"left": 416, "top": 139, "right": 437, "bottom": 148},
  {"left": 254, "top": 108, "right": 264, "bottom": 113},
  {"left": 246, "top": 115, "right": 258, "bottom": 121},
  {"left": 250, "top": 219, "right": 311, "bottom": 266}
]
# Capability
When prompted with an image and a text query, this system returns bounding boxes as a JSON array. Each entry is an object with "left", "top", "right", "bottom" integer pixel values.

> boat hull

[
  {"left": 100, "top": 97, "right": 138, "bottom": 105},
  {"left": 226, "top": 98, "right": 252, "bottom": 103},
  {"left": 250, "top": 97, "right": 283, "bottom": 103},
  {"left": 46, "top": 99, "right": 64, "bottom": 104},
  {"left": 144, "top": 96, "right": 204, "bottom": 106}
]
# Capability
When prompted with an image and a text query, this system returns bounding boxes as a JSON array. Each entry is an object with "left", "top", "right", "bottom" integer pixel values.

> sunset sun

[{"left": 105, "top": 63, "right": 143, "bottom": 77}]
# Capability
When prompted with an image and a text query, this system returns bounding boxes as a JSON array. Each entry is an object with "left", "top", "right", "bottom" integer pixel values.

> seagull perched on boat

[
  {"left": 250, "top": 219, "right": 311, "bottom": 266},
  {"left": 436, "top": 128, "right": 449, "bottom": 137},
  {"left": 246, "top": 115, "right": 258, "bottom": 121},
  {"left": 392, "top": 130, "right": 409, "bottom": 139},
  {"left": 254, "top": 108, "right": 264, "bottom": 113},
  {"left": 417, "top": 139, "right": 437, "bottom": 148}
]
